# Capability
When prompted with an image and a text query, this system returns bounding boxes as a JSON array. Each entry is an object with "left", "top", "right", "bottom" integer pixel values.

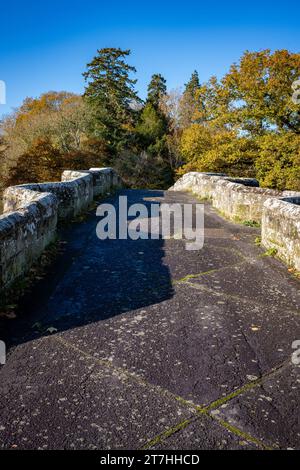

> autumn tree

[
  {"left": 221, "top": 49, "right": 300, "bottom": 135},
  {"left": 178, "top": 50, "right": 300, "bottom": 190},
  {"left": 159, "top": 88, "right": 184, "bottom": 169},
  {"left": 255, "top": 133, "right": 300, "bottom": 190},
  {"left": 1, "top": 92, "right": 96, "bottom": 170},
  {"left": 0, "top": 91, "right": 107, "bottom": 188},
  {"left": 2, "top": 48, "right": 299, "bottom": 192},
  {"left": 5, "top": 137, "right": 62, "bottom": 186}
]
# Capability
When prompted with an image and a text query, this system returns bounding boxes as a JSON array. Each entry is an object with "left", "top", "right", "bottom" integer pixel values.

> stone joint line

[{"left": 51, "top": 334, "right": 287, "bottom": 450}]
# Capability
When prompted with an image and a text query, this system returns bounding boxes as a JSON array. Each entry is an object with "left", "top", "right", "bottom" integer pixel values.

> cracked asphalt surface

[{"left": 0, "top": 189, "right": 299, "bottom": 450}]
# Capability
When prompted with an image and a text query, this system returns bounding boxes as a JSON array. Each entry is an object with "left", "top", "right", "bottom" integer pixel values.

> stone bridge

[{"left": 0, "top": 169, "right": 299, "bottom": 450}]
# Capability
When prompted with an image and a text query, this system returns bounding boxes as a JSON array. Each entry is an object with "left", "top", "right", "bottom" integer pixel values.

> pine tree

[
  {"left": 184, "top": 70, "right": 200, "bottom": 95},
  {"left": 146, "top": 74, "right": 167, "bottom": 108},
  {"left": 83, "top": 48, "right": 141, "bottom": 151},
  {"left": 179, "top": 70, "right": 201, "bottom": 128},
  {"left": 136, "top": 102, "right": 167, "bottom": 146}
]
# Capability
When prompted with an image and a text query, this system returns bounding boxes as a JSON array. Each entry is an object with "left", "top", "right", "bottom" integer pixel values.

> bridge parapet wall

[
  {"left": 170, "top": 172, "right": 299, "bottom": 270},
  {"left": 0, "top": 168, "right": 122, "bottom": 290}
]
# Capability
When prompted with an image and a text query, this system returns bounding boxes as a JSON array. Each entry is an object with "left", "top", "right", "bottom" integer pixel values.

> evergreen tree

[
  {"left": 136, "top": 102, "right": 167, "bottom": 146},
  {"left": 134, "top": 98, "right": 173, "bottom": 188},
  {"left": 179, "top": 70, "right": 201, "bottom": 128},
  {"left": 184, "top": 70, "right": 200, "bottom": 95},
  {"left": 83, "top": 48, "right": 141, "bottom": 152},
  {"left": 146, "top": 74, "right": 167, "bottom": 108}
]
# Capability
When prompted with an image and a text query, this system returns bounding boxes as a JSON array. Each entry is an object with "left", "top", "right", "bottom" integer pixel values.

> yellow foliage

[{"left": 178, "top": 50, "right": 300, "bottom": 190}]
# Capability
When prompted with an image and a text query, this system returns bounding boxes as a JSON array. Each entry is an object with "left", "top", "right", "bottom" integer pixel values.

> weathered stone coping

[
  {"left": 213, "top": 178, "right": 282, "bottom": 223},
  {"left": 170, "top": 172, "right": 275, "bottom": 221},
  {"left": 0, "top": 192, "right": 58, "bottom": 289},
  {"left": 0, "top": 168, "right": 122, "bottom": 290},
  {"left": 170, "top": 172, "right": 300, "bottom": 270},
  {"left": 3, "top": 174, "right": 93, "bottom": 219},
  {"left": 262, "top": 196, "right": 300, "bottom": 270}
]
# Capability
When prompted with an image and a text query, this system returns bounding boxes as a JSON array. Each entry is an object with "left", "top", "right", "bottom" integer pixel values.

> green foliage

[
  {"left": 263, "top": 247, "right": 278, "bottom": 257},
  {"left": 179, "top": 71, "right": 201, "bottom": 128},
  {"left": 147, "top": 74, "right": 167, "bottom": 108},
  {"left": 184, "top": 70, "right": 200, "bottom": 95},
  {"left": 121, "top": 100, "right": 172, "bottom": 189},
  {"left": 1, "top": 48, "right": 299, "bottom": 193},
  {"left": 242, "top": 220, "right": 260, "bottom": 228},
  {"left": 254, "top": 236, "right": 262, "bottom": 246},
  {"left": 83, "top": 48, "right": 141, "bottom": 152},
  {"left": 136, "top": 103, "right": 168, "bottom": 146}
]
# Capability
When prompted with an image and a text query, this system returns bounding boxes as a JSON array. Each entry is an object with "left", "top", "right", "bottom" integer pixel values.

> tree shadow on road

[{"left": 0, "top": 190, "right": 174, "bottom": 350}]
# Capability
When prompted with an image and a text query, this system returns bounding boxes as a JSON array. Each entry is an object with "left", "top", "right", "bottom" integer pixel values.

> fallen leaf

[
  {"left": 250, "top": 325, "right": 261, "bottom": 331},
  {"left": 46, "top": 327, "right": 58, "bottom": 334},
  {"left": 6, "top": 304, "right": 17, "bottom": 310},
  {"left": 246, "top": 374, "right": 258, "bottom": 381},
  {"left": 4, "top": 312, "right": 17, "bottom": 319}
]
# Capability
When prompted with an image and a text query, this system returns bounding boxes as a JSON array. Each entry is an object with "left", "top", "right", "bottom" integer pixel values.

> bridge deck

[{"left": 0, "top": 189, "right": 299, "bottom": 450}]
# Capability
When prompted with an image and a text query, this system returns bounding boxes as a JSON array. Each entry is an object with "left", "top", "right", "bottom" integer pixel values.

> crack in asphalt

[
  {"left": 180, "top": 280, "right": 300, "bottom": 317},
  {"left": 173, "top": 257, "right": 259, "bottom": 283},
  {"left": 1, "top": 190, "right": 299, "bottom": 450},
  {"left": 52, "top": 332, "right": 288, "bottom": 450}
]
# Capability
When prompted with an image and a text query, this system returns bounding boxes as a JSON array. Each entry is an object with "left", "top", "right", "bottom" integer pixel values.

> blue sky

[{"left": 0, "top": 0, "right": 299, "bottom": 117}]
